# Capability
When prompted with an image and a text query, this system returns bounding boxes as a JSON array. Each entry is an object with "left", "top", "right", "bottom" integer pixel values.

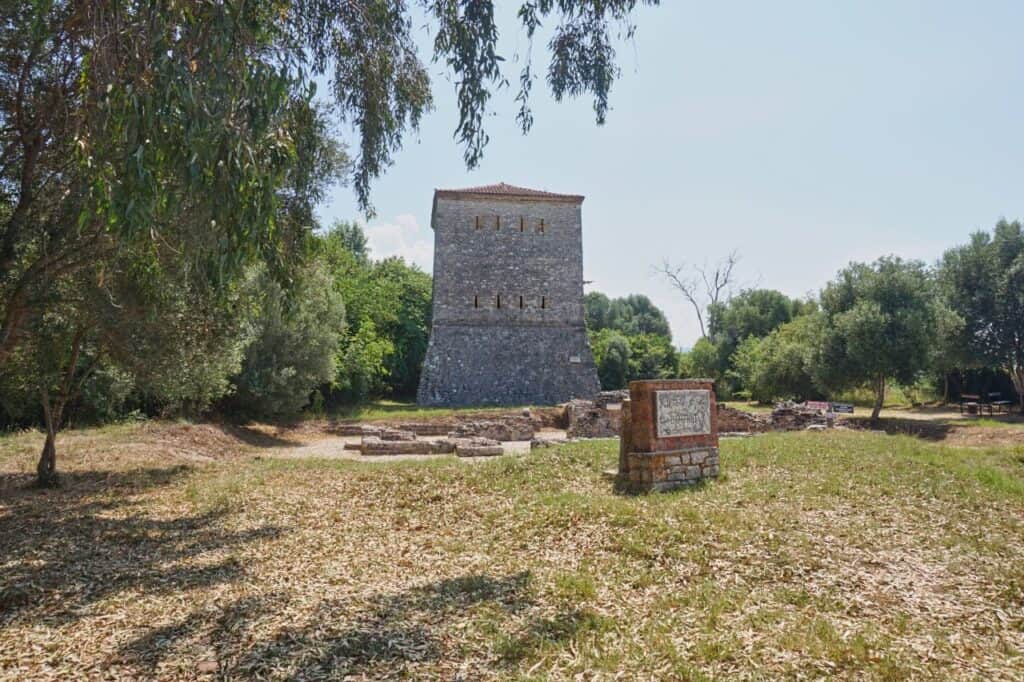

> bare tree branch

[{"left": 655, "top": 250, "right": 741, "bottom": 339}]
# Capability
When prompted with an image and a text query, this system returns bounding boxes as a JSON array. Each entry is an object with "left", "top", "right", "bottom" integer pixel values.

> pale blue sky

[{"left": 317, "top": 1, "right": 1024, "bottom": 347}]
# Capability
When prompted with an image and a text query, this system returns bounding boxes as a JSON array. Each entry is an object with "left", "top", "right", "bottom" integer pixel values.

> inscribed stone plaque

[{"left": 656, "top": 389, "right": 711, "bottom": 437}]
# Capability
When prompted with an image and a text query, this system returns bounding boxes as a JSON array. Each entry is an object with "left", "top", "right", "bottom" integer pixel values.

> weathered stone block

[
  {"left": 380, "top": 429, "right": 417, "bottom": 441},
  {"left": 454, "top": 437, "right": 503, "bottom": 457}
]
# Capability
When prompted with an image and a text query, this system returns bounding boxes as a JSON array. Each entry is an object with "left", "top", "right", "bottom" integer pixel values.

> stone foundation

[
  {"left": 619, "top": 446, "right": 720, "bottom": 493},
  {"left": 453, "top": 437, "right": 503, "bottom": 457},
  {"left": 360, "top": 437, "right": 456, "bottom": 456}
]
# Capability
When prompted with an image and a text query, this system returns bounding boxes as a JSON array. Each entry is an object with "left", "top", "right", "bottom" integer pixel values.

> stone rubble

[
  {"left": 716, "top": 404, "right": 772, "bottom": 433},
  {"left": 770, "top": 402, "right": 833, "bottom": 430},
  {"left": 564, "top": 391, "right": 627, "bottom": 439}
]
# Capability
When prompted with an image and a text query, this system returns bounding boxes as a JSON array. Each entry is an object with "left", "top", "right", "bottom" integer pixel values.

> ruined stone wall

[
  {"left": 418, "top": 192, "right": 599, "bottom": 406},
  {"left": 716, "top": 404, "right": 771, "bottom": 433}
]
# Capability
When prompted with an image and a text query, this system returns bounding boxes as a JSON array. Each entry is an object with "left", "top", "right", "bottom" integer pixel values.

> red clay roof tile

[{"left": 434, "top": 182, "right": 583, "bottom": 202}]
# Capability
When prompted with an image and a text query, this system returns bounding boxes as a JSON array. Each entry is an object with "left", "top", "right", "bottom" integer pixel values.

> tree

[
  {"left": 708, "top": 289, "right": 810, "bottom": 349},
  {"left": 731, "top": 314, "right": 824, "bottom": 403},
  {"left": 584, "top": 292, "right": 612, "bottom": 331},
  {"left": 229, "top": 262, "right": 346, "bottom": 416},
  {"left": 328, "top": 220, "right": 371, "bottom": 263},
  {"left": 591, "top": 330, "right": 631, "bottom": 390},
  {"left": 678, "top": 337, "right": 721, "bottom": 382},
  {"left": 1, "top": 250, "right": 258, "bottom": 484},
  {"left": 585, "top": 290, "right": 676, "bottom": 389},
  {"left": 657, "top": 250, "right": 740, "bottom": 338},
  {"left": 626, "top": 333, "right": 678, "bottom": 381},
  {"left": 2, "top": 1, "right": 344, "bottom": 484},
  {"left": 608, "top": 295, "right": 672, "bottom": 338},
  {"left": 3, "top": 0, "right": 658, "bottom": 484},
  {"left": 315, "top": 224, "right": 432, "bottom": 402},
  {"left": 589, "top": 328, "right": 676, "bottom": 389},
  {"left": 940, "top": 220, "right": 1024, "bottom": 408},
  {"left": 373, "top": 258, "right": 433, "bottom": 398},
  {"left": 815, "top": 257, "right": 946, "bottom": 421},
  {"left": 585, "top": 292, "right": 671, "bottom": 338},
  {"left": 705, "top": 288, "right": 813, "bottom": 397}
]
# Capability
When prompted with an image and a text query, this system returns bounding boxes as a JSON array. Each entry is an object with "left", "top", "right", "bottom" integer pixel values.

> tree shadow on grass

[
  {"left": 117, "top": 572, "right": 535, "bottom": 678},
  {"left": 495, "top": 607, "right": 612, "bottom": 665},
  {"left": 846, "top": 417, "right": 956, "bottom": 441},
  {"left": 0, "top": 466, "right": 281, "bottom": 627},
  {"left": 217, "top": 423, "right": 304, "bottom": 448}
]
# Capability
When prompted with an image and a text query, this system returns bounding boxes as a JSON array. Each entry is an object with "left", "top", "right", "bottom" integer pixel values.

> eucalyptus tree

[
  {"left": 1, "top": 0, "right": 337, "bottom": 484},
  {"left": 2, "top": 0, "right": 659, "bottom": 484}
]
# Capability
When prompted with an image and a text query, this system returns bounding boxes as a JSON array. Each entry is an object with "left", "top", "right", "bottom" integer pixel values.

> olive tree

[
  {"left": 815, "top": 257, "right": 948, "bottom": 421},
  {"left": 940, "top": 220, "right": 1024, "bottom": 408}
]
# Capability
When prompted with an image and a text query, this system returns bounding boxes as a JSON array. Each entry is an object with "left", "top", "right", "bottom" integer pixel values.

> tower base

[{"left": 416, "top": 323, "right": 600, "bottom": 407}]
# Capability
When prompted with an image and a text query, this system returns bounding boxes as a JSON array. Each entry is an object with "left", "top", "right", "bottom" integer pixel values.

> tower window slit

[
  {"left": 495, "top": 215, "right": 500, "bottom": 230},
  {"left": 475, "top": 216, "right": 481, "bottom": 229},
  {"left": 519, "top": 296, "right": 524, "bottom": 309},
  {"left": 519, "top": 217, "right": 525, "bottom": 232},
  {"left": 538, "top": 219, "right": 546, "bottom": 234},
  {"left": 496, "top": 295, "right": 501, "bottom": 309},
  {"left": 541, "top": 296, "right": 547, "bottom": 309},
  {"left": 473, "top": 295, "right": 478, "bottom": 308}
]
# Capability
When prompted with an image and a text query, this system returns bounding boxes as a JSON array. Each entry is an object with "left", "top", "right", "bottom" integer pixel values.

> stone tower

[{"left": 417, "top": 182, "right": 600, "bottom": 407}]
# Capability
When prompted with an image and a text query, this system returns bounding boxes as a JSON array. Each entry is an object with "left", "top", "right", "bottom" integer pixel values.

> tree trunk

[
  {"left": 33, "top": 327, "right": 89, "bottom": 487},
  {"left": 871, "top": 375, "right": 886, "bottom": 422},
  {"left": 942, "top": 372, "right": 950, "bottom": 406},
  {"left": 36, "top": 432, "right": 58, "bottom": 487},
  {"left": 1013, "top": 367, "right": 1024, "bottom": 411},
  {"left": 37, "top": 390, "right": 60, "bottom": 487}
]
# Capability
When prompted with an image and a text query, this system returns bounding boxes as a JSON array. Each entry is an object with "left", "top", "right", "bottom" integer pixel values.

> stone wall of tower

[{"left": 417, "top": 193, "right": 600, "bottom": 407}]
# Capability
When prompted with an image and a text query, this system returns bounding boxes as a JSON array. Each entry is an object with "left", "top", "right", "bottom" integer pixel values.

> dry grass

[{"left": 1, "top": 423, "right": 1023, "bottom": 680}]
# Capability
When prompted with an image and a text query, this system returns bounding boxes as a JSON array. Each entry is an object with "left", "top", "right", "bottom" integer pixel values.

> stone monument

[
  {"left": 617, "top": 379, "right": 719, "bottom": 493},
  {"left": 417, "top": 182, "right": 600, "bottom": 406}
]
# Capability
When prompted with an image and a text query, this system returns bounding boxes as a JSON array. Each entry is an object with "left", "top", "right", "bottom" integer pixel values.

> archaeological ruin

[{"left": 417, "top": 182, "right": 601, "bottom": 406}]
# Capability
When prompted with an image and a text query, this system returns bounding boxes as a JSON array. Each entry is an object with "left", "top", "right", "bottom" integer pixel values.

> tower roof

[{"left": 434, "top": 182, "right": 584, "bottom": 202}]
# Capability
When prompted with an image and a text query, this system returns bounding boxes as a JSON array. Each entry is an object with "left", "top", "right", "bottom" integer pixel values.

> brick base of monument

[
  {"left": 618, "top": 446, "right": 720, "bottom": 493},
  {"left": 615, "top": 379, "right": 720, "bottom": 494}
]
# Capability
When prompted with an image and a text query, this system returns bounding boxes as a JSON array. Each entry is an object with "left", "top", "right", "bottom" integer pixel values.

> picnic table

[
  {"left": 988, "top": 392, "right": 1015, "bottom": 414},
  {"left": 960, "top": 392, "right": 1015, "bottom": 415}
]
